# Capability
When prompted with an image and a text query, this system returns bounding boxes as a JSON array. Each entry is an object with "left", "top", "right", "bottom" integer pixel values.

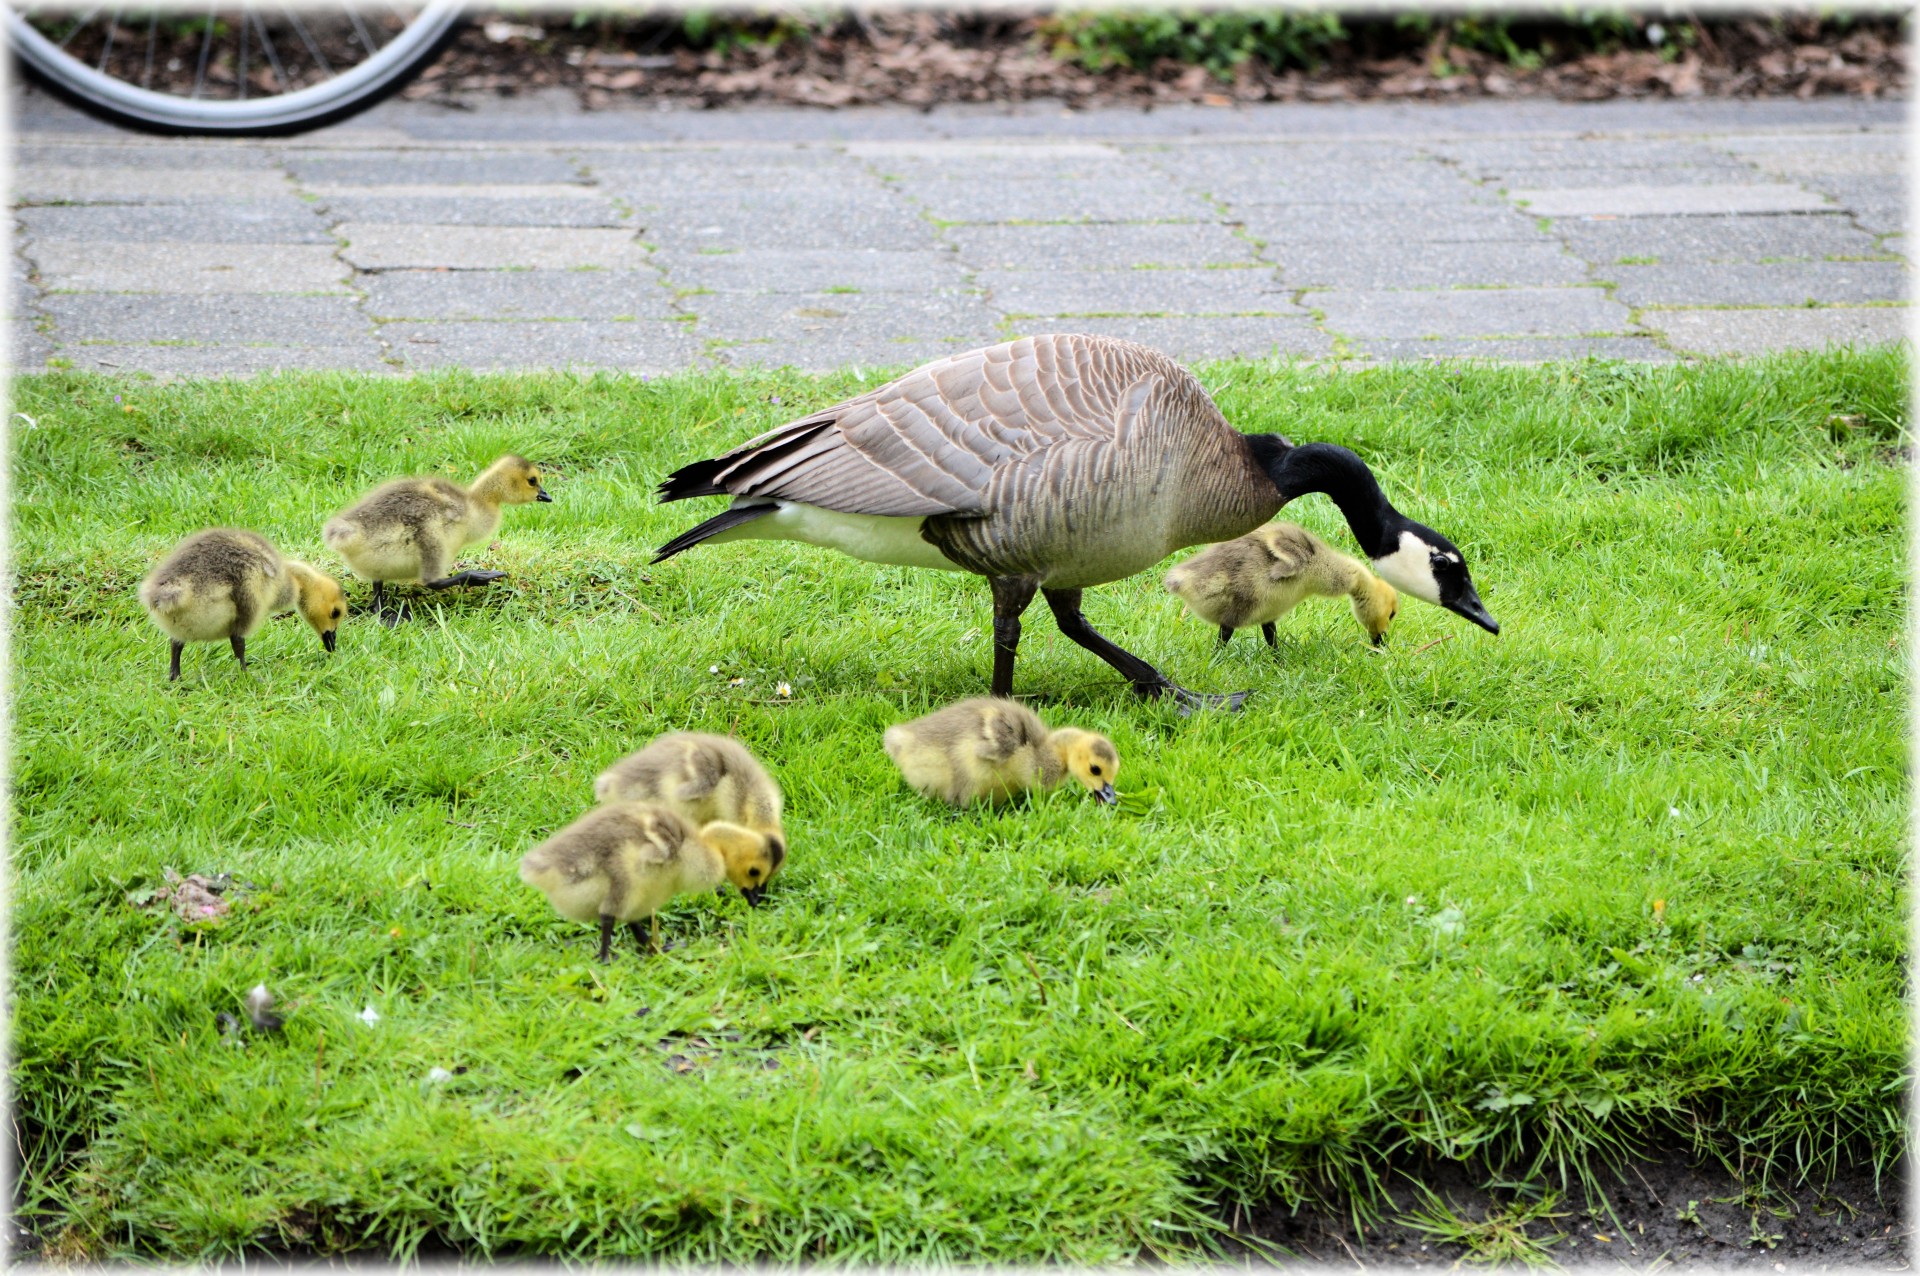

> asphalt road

[{"left": 9, "top": 81, "right": 1909, "bottom": 376}]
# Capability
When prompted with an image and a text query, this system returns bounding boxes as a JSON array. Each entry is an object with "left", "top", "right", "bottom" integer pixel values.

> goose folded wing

[{"left": 1264, "top": 526, "right": 1319, "bottom": 582}]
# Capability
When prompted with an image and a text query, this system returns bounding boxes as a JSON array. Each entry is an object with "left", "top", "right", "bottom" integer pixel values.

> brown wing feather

[{"left": 1262, "top": 524, "right": 1320, "bottom": 581}]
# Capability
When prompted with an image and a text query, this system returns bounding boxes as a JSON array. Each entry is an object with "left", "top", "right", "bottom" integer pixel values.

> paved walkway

[{"left": 9, "top": 83, "right": 1908, "bottom": 376}]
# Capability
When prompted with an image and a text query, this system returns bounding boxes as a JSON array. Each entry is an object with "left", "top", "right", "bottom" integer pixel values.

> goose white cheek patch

[{"left": 1370, "top": 531, "right": 1443, "bottom": 606}]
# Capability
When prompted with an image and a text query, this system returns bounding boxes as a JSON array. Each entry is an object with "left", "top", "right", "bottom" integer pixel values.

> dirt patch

[
  {"left": 1235, "top": 1142, "right": 1907, "bottom": 1267},
  {"left": 406, "top": 12, "right": 1906, "bottom": 111}
]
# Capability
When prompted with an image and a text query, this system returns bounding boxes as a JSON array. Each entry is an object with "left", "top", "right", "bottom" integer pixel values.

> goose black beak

[
  {"left": 741, "top": 885, "right": 765, "bottom": 907},
  {"left": 1094, "top": 783, "right": 1117, "bottom": 806},
  {"left": 321, "top": 630, "right": 337, "bottom": 653},
  {"left": 536, "top": 489, "right": 553, "bottom": 503},
  {"left": 1371, "top": 632, "right": 1387, "bottom": 648},
  {"left": 1447, "top": 590, "right": 1500, "bottom": 635}
]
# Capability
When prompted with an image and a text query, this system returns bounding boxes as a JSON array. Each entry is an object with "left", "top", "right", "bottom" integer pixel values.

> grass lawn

[{"left": 10, "top": 350, "right": 1908, "bottom": 1262}]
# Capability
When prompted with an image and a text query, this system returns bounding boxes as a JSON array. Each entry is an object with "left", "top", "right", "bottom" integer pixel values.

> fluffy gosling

[
  {"left": 1164, "top": 522, "right": 1398, "bottom": 649},
  {"left": 519, "top": 801, "right": 777, "bottom": 962},
  {"left": 593, "top": 732, "right": 785, "bottom": 905},
  {"left": 138, "top": 528, "right": 346, "bottom": 681},
  {"left": 883, "top": 697, "right": 1120, "bottom": 807},
  {"left": 322, "top": 454, "right": 551, "bottom": 624}
]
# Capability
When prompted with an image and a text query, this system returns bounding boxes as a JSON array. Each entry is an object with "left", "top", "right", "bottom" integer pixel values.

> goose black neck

[{"left": 1247, "top": 436, "right": 1400, "bottom": 559}]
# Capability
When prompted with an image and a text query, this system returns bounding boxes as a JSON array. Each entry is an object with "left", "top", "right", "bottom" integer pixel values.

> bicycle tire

[{"left": 8, "top": 3, "right": 465, "bottom": 136}]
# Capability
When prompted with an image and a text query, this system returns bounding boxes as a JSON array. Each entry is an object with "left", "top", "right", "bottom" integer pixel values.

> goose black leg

[
  {"left": 596, "top": 916, "right": 617, "bottom": 964},
  {"left": 988, "top": 576, "right": 1040, "bottom": 698},
  {"left": 1262, "top": 622, "right": 1278, "bottom": 649},
  {"left": 1042, "top": 588, "right": 1248, "bottom": 712},
  {"left": 230, "top": 635, "right": 247, "bottom": 667},
  {"left": 629, "top": 921, "right": 659, "bottom": 957},
  {"left": 168, "top": 640, "right": 184, "bottom": 681},
  {"left": 425, "top": 570, "right": 509, "bottom": 589},
  {"left": 371, "top": 580, "right": 410, "bottom": 628},
  {"left": 1218, "top": 624, "right": 1234, "bottom": 646}
]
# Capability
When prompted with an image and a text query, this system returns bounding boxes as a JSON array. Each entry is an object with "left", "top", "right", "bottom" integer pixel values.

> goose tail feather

[{"left": 652, "top": 505, "right": 775, "bottom": 563}]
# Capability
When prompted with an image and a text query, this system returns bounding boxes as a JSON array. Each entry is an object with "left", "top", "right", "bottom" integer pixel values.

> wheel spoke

[
  {"left": 189, "top": 4, "right": 214, "bottom": 99},
  {"left": 282, "top": 6, "right": 332, "bottom": 77},
  {"left": 251, "top": 9, "right": 290, "bottom": 96},
  {"left": 236, "top": 5, "right": 248, "bottom": 99},
  {"left": 141, "top": 10, "right": 157, "bottom": 89},
  {"left": 95, "top": 6, "right": 120, "bottom": 72},
  {"left": 346, "top": 5, "right": 381, "bottom": 55},
  {"left": 53, "top": 8, "right": 101, "bottom": 51}
]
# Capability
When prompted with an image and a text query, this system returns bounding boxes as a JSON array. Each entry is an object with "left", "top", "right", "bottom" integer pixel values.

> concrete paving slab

[
  {"left": 1185, "top": 168, "right": 1499, "bottom": 208},
  {"left": 896, "top": 177, "right": 1217, "bottom": 223},
  {"left": 1354, "top": 336, "right": 1680, "bottom": 362},
  {"left": 382, "top": 319, "right": 701, "bottom": 372},
  {"left": 1840, "top": 203, "right": 1906, "bottom": 236},
  {"left": 16, "top": 202, "right": 334, "bottom": 244},
  {"left": 1740, "top": 152, "right": 1906, "bottom": 178},
  {"left": 1715, "top": 132, "right": 1906, "bottom": 156},
  {"left": 1236, "top": 203, "right": 1546, "bottom": 243},
  {"left": 1801, "top": 174, "right": 1908, "bottom": 207},
  {"left": 1278, "top": 241, "right": 1585, "bottom": 289},
  {"left": 13, "top": 166, "right": 293, "bottom": 204},
  {"left": 32, "top": 243, "right": 350, "bottom": 295},
  {"left": 58, "top": 344, "right": 392, "bottom": 376},
  {"left": 1512, "top": 183, "right": 1832, "bottom": 217},
  {"left": 712, "top": 337, "right": 978, "bottom": 373},
  {"left": 588, "top": 158, "right": 884, "bottom": 196},
  {"left": 1431, "top": 138, "right": 1750, "bottom": 170},
  {"left": 1647, "top": 305, "right": 1909, "bottom": 356},
  {"left": 10, "top": 321, "right": 53, "bottom": 368},
  {"left": 45, "top": 293, "right": 369, "bottom": 345},
  {"left": 641, "top": 200, "right": 934, "bottom": 252},
  {"left": 1554, "top": 212, "right": 1880, "bottom": 265},
  {"left": 976, "top": 267, "right": 1288, "bottom": 317},
  {"left": 337, "top": 224, "right": 650, "bottom": 270},
  {"left": 1313, "top": 286, "right": 1630, "bottom": 339},
  {"left": 689, "top": 291, "right": 1001, "bottom": 344},
  {"left": 1008, "top": 315, "right": 1333, "bottom": 361},
  {"left": 1605, "top": 260, "right": 1907, "bottom": 307},
  {"left": 664, "top": 249, "right": 968, "bottom": 295},
  {"left": 1475, "top": 164, "right": 1766, "bottom": 191},
  {"left": 283, "top": 152, "right": 586, "bottom": 186},
  {"left": 362, "top": 270, "right": 674, "bottom": 321},
  {"left": 310, "top": 193, "right": 629, "bottom": 229},
  {"left": 948, "top": 221, "right": 1256, "bottom": 270},
  {"left": 16, "top": 142, "right": 275, "bottom": 169}
]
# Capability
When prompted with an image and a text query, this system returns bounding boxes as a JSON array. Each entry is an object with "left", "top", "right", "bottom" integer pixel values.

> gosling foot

[
  {"left": 426, "top": 570, "right": 508, "bottom": 590},
  {"left": 1149, "top": 681, "right": 1251, "bottom": 715}
]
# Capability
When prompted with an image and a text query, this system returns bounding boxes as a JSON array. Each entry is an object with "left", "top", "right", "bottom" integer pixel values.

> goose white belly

[{"left": 713, "top": 501, "right": 969, "bottom": 573}]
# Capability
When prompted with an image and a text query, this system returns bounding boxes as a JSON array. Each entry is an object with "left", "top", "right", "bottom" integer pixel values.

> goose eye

[
  {"left": 330, "top": 608, "right": 342, "bottom": 619},
  {"left": 1090, "top": 765, "right": 1103, "bottom": 776},
  {"left": 528, "top": 476, "right": 540, "bottom": 486},
  {"left": 748, "top": 867, "right": 762, "bottom": 879}
]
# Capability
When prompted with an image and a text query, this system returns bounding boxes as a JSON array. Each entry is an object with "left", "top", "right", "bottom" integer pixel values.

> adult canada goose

[
  {"left": 654, "top": 335, "right": 1495, "bottom": 706},
  {"left": 1165, "top": 522, "right": 1398, "bottom": 649},
  {"left": 323, "top": 454, "right": 552, "bottom": 625},
  {"left": 138, "top": 528, "right": 346, "bottom": 681}
]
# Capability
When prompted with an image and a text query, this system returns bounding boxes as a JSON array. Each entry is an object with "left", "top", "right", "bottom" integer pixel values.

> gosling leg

[
  {"left": 987, "top": 575, "right": 1040, "bottom": 699},
  {"left": 425, "top": 570, "right": 508, "bottom": 589},
  {"left": 596, "top": 915, "right": 616, "bottom": 964},
  {"left": 629, "top": 921, "right": 656, "bottom": 957},
  {"left": 1043, "top": 587, "right": 1248, "bottom": 712},
  {"left": 168, "top": 640, "right": 184, "bottom": 682},
  {"left": 371, "top": 580, "right": 410, "bottom": 628},
  {"left": 1218, "top": 624, "right": 1234, "bottom": 646},
  {"left": 1262, "top": 622, "right": 1278, "bottom": 649},
  {"left": 230, "top": 635, "right": 247, "bottom": 667}
]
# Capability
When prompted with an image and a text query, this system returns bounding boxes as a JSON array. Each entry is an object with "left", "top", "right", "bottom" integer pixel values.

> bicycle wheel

[{"left": 8, "top": 3, "right": 465, "bottom": 136}]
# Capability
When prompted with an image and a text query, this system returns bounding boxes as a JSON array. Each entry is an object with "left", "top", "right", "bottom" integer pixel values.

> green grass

[{"left": 10, "top": 350, "right": 1910, "bottom": 1262}]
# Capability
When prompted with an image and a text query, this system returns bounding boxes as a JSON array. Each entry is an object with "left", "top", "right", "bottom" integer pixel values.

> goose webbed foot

[
  {"left": 1043, "top": 587, "right": 1246, "bottom": 712},
  {"left": 426, "top": 570, "right": 508, "bottom": 590}
]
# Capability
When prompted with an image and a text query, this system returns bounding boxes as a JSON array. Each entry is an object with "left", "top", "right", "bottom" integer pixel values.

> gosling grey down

[{"left": 654, "top": 334, "right": 1496, "bottom": 706}]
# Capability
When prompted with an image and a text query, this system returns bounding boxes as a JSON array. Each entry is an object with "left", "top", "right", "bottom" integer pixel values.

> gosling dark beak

[
  {"left": 321, "top": 630, "right": 337, "bottom": 653},
  {"left": 741, "top": 885, "right": 764, "bottom": 907},
  {"left": 536, "top": 489, "right": 553, "bottom": 503},
  {"left": 1371, "top": 632, "right": 1387, "bottom": 648},
  {"left": 1094, "top": 783, "right": 1117, "bottom": 806},
  {"left": 1446, "top": 588, "right": 1500, "bottom": 636}
]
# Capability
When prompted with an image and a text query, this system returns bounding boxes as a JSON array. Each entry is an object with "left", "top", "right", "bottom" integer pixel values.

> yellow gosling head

[
  {"left": 1052, "top": 728, "right": 1121, "bottom": 805},
  {"left": 699, "top": 820, "right": 782, "bottom": 907},
  {"left": 478, "top": 454, "right": 553, "bottom": 506},
  {"left": 289, "top": 563, "right": 347, "bottom": 653},
  {"left": 1353, "top": 574, "right": 1398, "bottom": 647}
]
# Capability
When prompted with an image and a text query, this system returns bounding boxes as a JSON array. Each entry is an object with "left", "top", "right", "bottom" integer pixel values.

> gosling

[
  {"left": 519, "top": 801, "right": 779, "bottom": 962},
  {"left": 322, "top": 454, "right": 552, "bottom": 624},
  {"left": 594, "top": 732, "right": 785, "bottom": 904},
  {"left": 1164, "top": 522, "right": 1398, "bottom": 649},
  {"left": 883, "top": 697, "right": 1120, "bottom": 807},
  {"left": 138, "top": 528, "right": 347, "bottom": 681}
]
